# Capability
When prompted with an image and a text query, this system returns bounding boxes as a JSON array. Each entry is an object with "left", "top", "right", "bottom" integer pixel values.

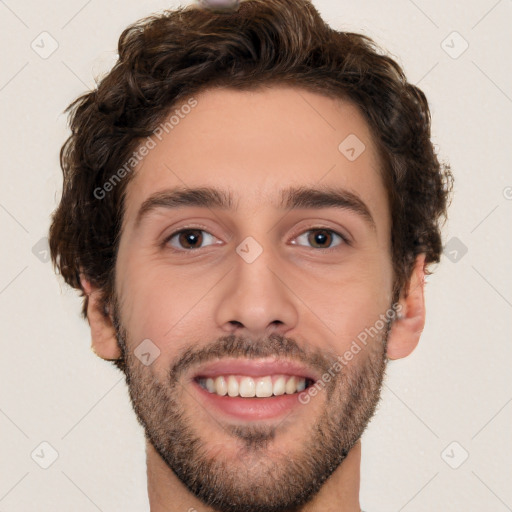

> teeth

[
  {"left": 239, "top": 377, "right": 256, "bottom": 397},
  {"left": 255, "top": 376, "right": 273, "bottom": 397},
  {"left": 273, "top": 376, "right": 286, "bottom": 396},
  {"left": 215, "top": 376, "right": 228, "bottom": 396},
  {"left": 198, "top": 375, "right": 309, "bottom": 397},
  {"left": 285, "top": 376, "right": 297, "bottom": 394},
  {"left": 227, "top": 375, "right": 238, "bottom": 397},
  {"left": 205, "top": 378, "right": 215, "bottom": 393}
]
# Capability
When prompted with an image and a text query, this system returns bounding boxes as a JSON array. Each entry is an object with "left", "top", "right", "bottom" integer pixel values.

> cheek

[
  {"left": 115, "top": 258, "right": 219, "bottom": 360},
  {"left": 307, "top": 254, "right": 393, "bottom": 354},
  {"left": 321, "top": 283, "right": 389, "bottom": 342}
]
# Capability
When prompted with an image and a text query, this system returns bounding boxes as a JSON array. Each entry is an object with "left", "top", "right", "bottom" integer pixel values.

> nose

[{"left": 213, "top": 243, "right": 299, "bottom": 339}]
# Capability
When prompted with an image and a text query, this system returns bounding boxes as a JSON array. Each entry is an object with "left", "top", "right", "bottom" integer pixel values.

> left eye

[{"left": 292, "top": 228, "right": 346, "bottom": 249}]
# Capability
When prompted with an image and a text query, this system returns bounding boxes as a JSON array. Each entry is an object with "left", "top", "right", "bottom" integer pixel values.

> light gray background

[{"left": 1, "top": 0, "right": 511, "bottom": 510}]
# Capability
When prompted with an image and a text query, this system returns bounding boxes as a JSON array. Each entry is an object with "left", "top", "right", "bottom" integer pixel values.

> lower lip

[{"left": 192, "top": 380, "right": 309, "bottom": 421}]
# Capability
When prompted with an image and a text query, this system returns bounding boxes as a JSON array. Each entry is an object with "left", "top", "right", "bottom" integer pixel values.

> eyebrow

[{"left": 135, "top": 185, "right": 376, "bottom": 230}]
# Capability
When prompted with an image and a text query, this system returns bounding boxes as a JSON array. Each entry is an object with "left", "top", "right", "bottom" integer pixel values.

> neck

[{"left": 146, "top": 440, "right": 362, "bottom": 512}]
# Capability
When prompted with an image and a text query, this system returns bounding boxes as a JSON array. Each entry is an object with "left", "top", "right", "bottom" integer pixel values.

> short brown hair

[{"left": 49, "top": 0, "right": 453, "bottom": 317}]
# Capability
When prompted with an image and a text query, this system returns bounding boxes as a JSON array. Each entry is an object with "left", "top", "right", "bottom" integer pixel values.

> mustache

[{"left": 168, "top": 332, "right": 337, "bottom": 384}]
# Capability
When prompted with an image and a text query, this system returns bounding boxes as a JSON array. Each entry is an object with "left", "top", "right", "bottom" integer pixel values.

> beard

[{"left": 112, "top": 302, "right": 390, "bottom": 512}]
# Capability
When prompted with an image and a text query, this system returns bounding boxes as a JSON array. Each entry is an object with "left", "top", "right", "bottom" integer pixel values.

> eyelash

[{"left": 163, "top": 226, "right": 350, "bottom": 252}]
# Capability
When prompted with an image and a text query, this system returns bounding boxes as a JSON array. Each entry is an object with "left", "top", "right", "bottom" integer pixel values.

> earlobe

[
  {"left": 80, "top": 274, "right": 121, "bottom": 361},
  {"left": 386, "top": 254, "right": 426, "bottom": 360}
]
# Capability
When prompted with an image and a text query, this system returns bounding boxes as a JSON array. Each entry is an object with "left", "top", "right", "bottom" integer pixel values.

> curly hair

[{"left": 49, "top": 0, "right": 453, "bottom": 319}]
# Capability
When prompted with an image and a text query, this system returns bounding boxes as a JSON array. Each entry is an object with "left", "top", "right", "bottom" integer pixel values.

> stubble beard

[{"left": 112, "top": 303, "right": 390, "bottom": 512}]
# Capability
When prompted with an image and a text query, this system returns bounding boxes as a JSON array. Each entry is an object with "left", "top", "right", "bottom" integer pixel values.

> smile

[
  {"left": 196, "top": 374, "right": 315, "bottom": 398},
  {"left": 190, "top": 357, "right": 319, "bottom": 420}
]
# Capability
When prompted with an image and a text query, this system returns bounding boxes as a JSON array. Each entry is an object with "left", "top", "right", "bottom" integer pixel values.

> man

[{"left": 49, "top": 0, "right": 452, "bottom": 510}]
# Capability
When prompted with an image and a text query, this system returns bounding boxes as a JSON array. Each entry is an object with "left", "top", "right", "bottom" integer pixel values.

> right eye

[{"left": 165, "top": 229, "right": 220, "bottom": 251}]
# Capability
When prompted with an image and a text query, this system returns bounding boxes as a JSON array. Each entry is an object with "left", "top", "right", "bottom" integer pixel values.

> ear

[
  {"left": 386, "top": 254, "right": 426, "bottom": 360},
  {"left": 80, "top": 274, "right": 121, "bottom": 361}
]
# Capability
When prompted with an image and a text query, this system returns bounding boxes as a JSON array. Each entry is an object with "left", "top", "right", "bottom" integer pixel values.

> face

[{"left": 113, "top": 86, "right": 395, "bottom": 511}]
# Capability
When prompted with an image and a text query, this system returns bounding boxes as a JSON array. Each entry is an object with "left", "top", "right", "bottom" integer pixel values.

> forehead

[{"left": 123, "top": 85, "right": 388, "bottom": 227}]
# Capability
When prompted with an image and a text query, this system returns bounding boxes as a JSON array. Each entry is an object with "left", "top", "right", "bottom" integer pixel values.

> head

[{"left": 49, "top": 0, "right": 452, "bottom": 510}]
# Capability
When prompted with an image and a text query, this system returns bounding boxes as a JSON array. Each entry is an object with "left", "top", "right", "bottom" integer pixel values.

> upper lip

[{"left": 192, "top": 357, "right": 320, "bottom": 382}]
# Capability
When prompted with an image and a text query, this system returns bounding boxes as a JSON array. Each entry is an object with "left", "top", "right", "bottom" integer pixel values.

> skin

[{"left": 81, "top": 86, "right": 426, "bottom": 511}]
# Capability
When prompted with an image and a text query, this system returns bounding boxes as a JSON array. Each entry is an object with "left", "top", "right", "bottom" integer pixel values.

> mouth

[
  {"left": 195, "top": 374, "right": 315, "bottom": 397},
  {"left": 190, "top": 357, "right": 319, "bottom": 421}
]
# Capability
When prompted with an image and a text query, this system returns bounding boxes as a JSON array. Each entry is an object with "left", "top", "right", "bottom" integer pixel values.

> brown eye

[
  {"left": 167, "top": 229, "right": 217, "bottom": 250},
  {"left": 294, "top": 228, "right": 345, "bottom": 249},
  {"left": 308, "top": 229, "right": 332, "bottom": 248}
]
